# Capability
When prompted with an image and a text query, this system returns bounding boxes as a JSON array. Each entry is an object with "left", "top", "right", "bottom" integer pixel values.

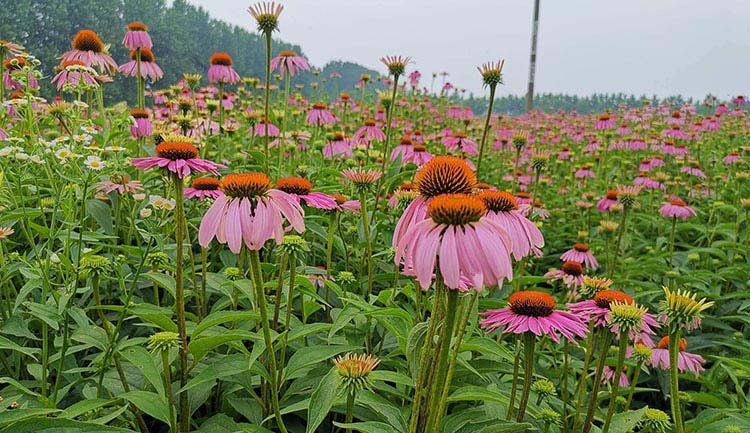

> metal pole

[{"left": 525, "top": 0, "right": 541, "bottom": 113}]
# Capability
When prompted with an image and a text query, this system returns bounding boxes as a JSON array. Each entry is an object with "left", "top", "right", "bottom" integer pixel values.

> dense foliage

[{"left": 0, "top": 3, "right": 749, "bottom": 433}]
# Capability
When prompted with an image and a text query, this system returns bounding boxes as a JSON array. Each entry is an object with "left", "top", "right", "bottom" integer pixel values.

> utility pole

[{"left": 525, "top": 0, "right": 541, "bottom": 113}]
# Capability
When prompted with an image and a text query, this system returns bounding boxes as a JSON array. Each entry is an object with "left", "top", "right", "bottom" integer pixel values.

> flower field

[{"left": 0, "top": 3, "right": 749, "bottom": 433}]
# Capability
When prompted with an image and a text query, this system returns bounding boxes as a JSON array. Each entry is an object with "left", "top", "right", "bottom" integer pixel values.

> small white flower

[
  {"left": 149, "top": 195, "right": 166, "bottom": 208},
  {"left": 133, "top": 193, "right": 146, "bottom": 201},
  {"left": 30, "top": 155, "right": 45, "bottom": 164},
  {"left": 105, "top": 145, "right": 126, "bottom": 152},
  {"left": 55, "top": 147, "right": 74, "bottom": 160},
  {"left": 73, "top": 100, "right": 89, "bottom": 109},
  {"left": 0, "top": 147, "right": 12, "bottom": 157},
  {"left": 84, "top": 155, "right": 104, "bottom": 170},
  {"left": 50, "top": 253, "right": 61, "bottom": 264},
  {"left": 162, "top": 200, "right": 175, "bottom": 211},
  {"left": 139, "top": 208, "right": 153, "bottom": 218},
  {"left": 15, "top": 152, "right": 30, "bottom": 161},
  {"left": 81, "top": 126, "right": 98, "bottom": 134}
]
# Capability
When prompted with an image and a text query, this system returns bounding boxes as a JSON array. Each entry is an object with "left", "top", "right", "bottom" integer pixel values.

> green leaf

[
  {"left": 191, "top": 310, "right": 259, "bottom": 338},
  {"left": 284, "top": 344, "right": 359, "bottom": 381},
  {"left": 180, "top": 354, "right": 252, "bottom": 394},
  {"left": 0, "top": 417, "right": 134, "bottom": 433},
  {"left": 333, "top": 421, "right": 399, "bottom": 433},
  {"left": 129, "top": 304, "right": 177, "bottom": 332},
  {"left": 0, "top": 336, "right": 39, "bottom": 360},
  {"left": 142, "top": 273, "right": 177, "bottom": 299},
  {"left": 119, "top": 346, "right": 165, "bottom": 396},
  {"left": 306, "top": 367, "right": 342, "bottom": 433},
  {"left": 86, "top": 199, "right": 114, "bottom": 235},
  {"left": 59, "top": 398, "right": 114, "bottom": 419},
  {"left": 0, "top": 408, "right": 59, "bottom": 427},
  {"left": 188, "top": 331, "right": 255, "bottom": 364},
  {"left": 120, "top": 391, "right": 171, "bottom": 425},
  {"left": 608, "top": 407, "right": 648, "bottom": 433},
  {"left": 195, "top": 414, "right": 273, "bottom": 433}
]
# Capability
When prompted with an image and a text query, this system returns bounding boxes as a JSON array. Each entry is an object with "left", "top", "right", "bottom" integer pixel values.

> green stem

[
  {"left": 476, "top": 84, "right": 496, "bottom": 178},
  {"left": 669, "top": 331, "right": 685, "bottom": 433},
  {"left": 609, "top": 208, "right": 628, "bottom": 279},
  {"left": 172, "top": 175, "right": 189, "bottom": 432},
  {"left": 277, "top": 253, "right": 297, "bottom": 386},
  {"left": 425, "top": 288, "right": 459, "bottom": 432},
  {"left": 516, "top": 332, "right": 536, "bottom": 422},
  {"left": 161, "top": 350, "right": 177, "bottom": 433},
  {"left": 278, "top": 71, "right": 291, "bottom": 176},
  {"left": 345, "top": 389, "right": 356, "bottom": 433},
  {"left": 571, "top": 323, "right": 596, "bottom": 428},
  {"left": 263, "top": 33, "right": 272, "bottom": 173},
  {"left": 360, "top": 191, "right": 373, "bottom": 298},
  {"left": 408, "top": 290, "right": 443, "bottom": 433},
  {"left": 624, "top": 360, "right": 643, "bottom": 412},
  {"left": 668, "top": 216, "right": 677, "bottom": 269},
  {"left": 601, "top": 330, "right": 629, "bottom": 433},
  {"left": 247, "top": 249, "right": 289, "bottom": 433},
  {"left": 581, "top": 331, "right": 613, "bottom": 433},
  {"left": 506, "top": 337, "right": 522, "bottom": 420},
  {"left": 272, "top": 254, "right": 288, "bottom": 329}
]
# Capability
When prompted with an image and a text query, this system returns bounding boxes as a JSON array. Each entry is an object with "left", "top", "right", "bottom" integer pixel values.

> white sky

[{"left": 188, "top": 0, "right": 750, "bottom": 99}]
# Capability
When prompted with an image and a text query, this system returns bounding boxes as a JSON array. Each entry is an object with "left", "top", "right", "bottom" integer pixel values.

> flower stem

[
  {"left": 669, "top": 330, "right": 685, "bottom": 433},
  {"left": 668, "top": 216, "right": 677, "bottom": 269},
  {"left": 247, "top": 249, "right": 289, "bottom": 433},
  {"left": 345, "top": 389, "right": 356, "bottom": 433},
  {"left": 624, "top": 360, "right": 644, "bottom": 411},
  {"left": 263, "top": 33, "right": 272, "bottom": 173},
  {"left": 277, "top": 253, "right": 298, "bottom": 386},
  {"left": 516, "top": 332, "right": 536, "bottom": 422},
  {"left": 173, "top": 175, "right": 190, "bottom": 433},
  {"left": 360, "top": 191, "right": 373, "bottom": 298},
  {"left": 609, "top": 208, "right": 628, "bottom": 279},
  {"left": 581, "top": 330, "right": 613, "bottom": 433},
  {"left": 476, "top": 84, "right": 496, "bottom": 178},
  {"left": 160, "top": 350, "right": 177, "bottom": 433},
  {"left": 425, "top": 288, "right": 459, "bottom": 431},
  {"left": 601, "top": 330, "right": 629, "bottom": 433}
]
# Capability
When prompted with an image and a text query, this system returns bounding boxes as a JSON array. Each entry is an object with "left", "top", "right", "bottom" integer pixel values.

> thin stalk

[
  {"left": 161, "top": 350, "right": 177, "bottom": 433},
  {"left": 272, "top": 254, "right": 288, "bottom": 329},
  {"left": 345, "top": 389, "right": 355, "bottom": 433},
  {"left": 609, "top": 208, "right": 628, "bottom": 279},
  {"left": 172, "top": 175, "right": 190, "bottom": 432},
  {"left": 669, "top": 331, "right": 685, "bottom": 433},
  {"left": 247, "top": 249, "right": 289, "bottom": 433},
  {"left": 360, "top": 191, "right": 373, "bottom": 298},
  {"left": 506, "top": 337, "right": 522, "bottom": 420},
  {"left": 424, "top": 288, "right": 459, "bottom": 432},
  {"left": 476, "top": 84, "right": 496, "bottom": 178},
  {"left": 516, "top": 332, "right": 536, "bottom": 422},
  {"left": 601, "top": 330, "right": 629, "bottom": 433},
  {"left": 668, "top": 216, "right": 677, "bottom": 268},
  {"left": 624, "top": 360, "right": 644, "bottom": 411},
  {"left": 263, "top": 33, "right": 272, "bottom": 173},
  {"left": 277, "top": 254, "right": 298, "bottom": 385},
  {"left": 571, "top": 323, "right": 597, "bottom": 429},
  {"left": 581, "top": 331, "right": 613, "bottom": 433}
]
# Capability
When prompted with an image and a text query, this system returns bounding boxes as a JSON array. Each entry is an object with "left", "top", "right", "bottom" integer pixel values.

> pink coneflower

[
  {"left": 129, "top": 109, "right": 152, "bottom": 138},
  {"left": 184, "top": 177, "right": 223, "bottom": 201},
  {"left": 270, "top": 50, "right": 310, "bottom": 76},
  {"left": 253, "top": 118, "right": 279, "bottom": 137},
  {"left": 405, "top": 144, "right": 434, "bottom": 166},
  {"left": 3, "top": 57, "right": 38, "bottom": 91},
  {"left": 442, "top": 132, "right": 478, "bottom": 155},
  {"left": 680, "top": 164, "right": 706, "bottom": 179},
  {"left": 479, "top": 190, "right": 544, "bottom": 260},
  {"left": 480, "top": 291, "right": 588, "bottom": 344},
  {"left": 122, "top": 22, "right": 153, "bottom": 50},
  {"left": 51, "top": 60, "right": 98, "bottom": 91},
  {"left": 575, "top": 167, "right": 595, "bottom": 179},
  {"left": 596, "top": 190, "right": 619, "bottom": 212},
  {"left": 208, "top": 52, "right": 240, "bottom": 84},
  {"left": 568, "top": 290, "right": 659, "bottom": 341},
  {"left": 393, "top": 156, "right": 477, "bottom": 248},
  {"left": 561, "top": 243, "right": 598, "bottom": 269},
  {"left": 660, "top": 198, "right": 696, "bottom": 220},
  {"left": 341, "top": 168, "right": 382, "bottom": 189},
  {"left": 732, "top": 95, "right": 747, "bottom": 106},
  {"left": 603, "top": 366, "right": 629, "bottom": 387},
  {"left": 131, "top": 140, "right": 225, "bottom": 178},
  {"left": 723, "top": 151, "right": 743, "bottom": 164},
  {"left": 395, "top": 193, "right": 512, "bottom": 290},
  {"left": 650, "top": 336, "right": 705, "bottom": 377},
  {"left": 199, "top": 173, "right": 305, "bottom": 253},
  {"left": 61, "top": 30, "right": 118, "bottom": 75},
  {"left": 118, "top": 48, "right": 163, "bottom": 81},
  {"left": 97, "top": 175, "right": 143, "bottom": 195},
  {"left": 276, "top": 177, "right": 337, "bottom": 210},
  {"left": 408, "top": 70, "right": 421, "bottom": 88},
  {"left": 323, "top": 132, "right": 354, "bottom": 159},
  {"left": 595, "top": 113, "right": 615, "bottom": 130},
  {"left": 355, "top": 119, "right": 385, "bottom": 142},
  {"left": 331, "top": 194, "right": 361, "bottom": 213},
  {"left": 390, "top": 136, "right": 414, "bottom": 161},
  {"left": 545, "top": 261, "right": 585, "bottom": 289},
  {"left": 307, "top": 103, "right": 337, "bottom": 125}
]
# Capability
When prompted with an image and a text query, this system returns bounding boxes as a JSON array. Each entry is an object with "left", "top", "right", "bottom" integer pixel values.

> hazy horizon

[{"left": 186, "top": 0, "right": 750, "bottom": 100}]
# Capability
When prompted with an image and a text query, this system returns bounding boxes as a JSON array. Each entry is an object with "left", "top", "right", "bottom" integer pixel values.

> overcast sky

[{"left": 188, "top": 0, "right": 750, "bottom": 99}]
